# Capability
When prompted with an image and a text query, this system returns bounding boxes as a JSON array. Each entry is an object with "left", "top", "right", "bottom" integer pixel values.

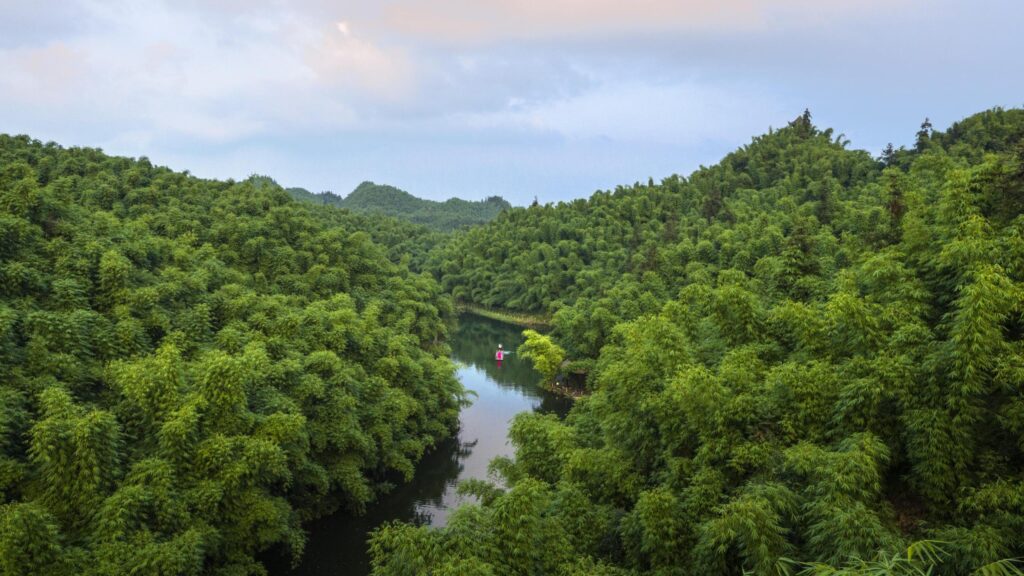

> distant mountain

[
  {"left": 286, "top": 181, "right": 511, "bottom": 231},
  {"left": 284, "top": 185, "right": 343, "bottom": 206}
]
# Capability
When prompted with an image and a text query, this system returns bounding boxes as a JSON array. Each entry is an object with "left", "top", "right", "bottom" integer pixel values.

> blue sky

[{"left": 1, "top": 0, "right": 1022, "bottom": 205}]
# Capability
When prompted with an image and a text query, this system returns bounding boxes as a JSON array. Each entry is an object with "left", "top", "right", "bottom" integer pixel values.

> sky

[{"left": 1, "top": 1, "right": 1022, "bottom": 205}]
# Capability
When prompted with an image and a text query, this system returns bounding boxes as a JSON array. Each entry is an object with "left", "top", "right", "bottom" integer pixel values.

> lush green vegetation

[
  {"left": 369, "top": 108, "right": 1024, "bottom": 574},
  {"left": 457, "top": 304, "right": 552, "bottom": 329},
  {"left": 0, "top": 136, "right": 465, "bottom": 575},
  {"left": 4, "top": 106, "right": 1024, "bottom": 575},
  {"left": 517, "top": 330, "right": 565, "bottom": 384},
  {"left": 431, "top": 109, "right": 1024, "bottom": 359},
  {"left": 252, "top": 176, "right": 446, "bottom": 272},
  {"left": 288, "top": 181, "right": 511, "bottom": 231}
]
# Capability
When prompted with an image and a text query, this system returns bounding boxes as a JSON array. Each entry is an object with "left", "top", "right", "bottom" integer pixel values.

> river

[{"left": 267, "top": 313, "right": 573, "bottom": 576}]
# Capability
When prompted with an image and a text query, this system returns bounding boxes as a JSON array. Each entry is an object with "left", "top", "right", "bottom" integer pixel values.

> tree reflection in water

[{"left": 265, "top": 313, "right": 571, "bottom": 576}]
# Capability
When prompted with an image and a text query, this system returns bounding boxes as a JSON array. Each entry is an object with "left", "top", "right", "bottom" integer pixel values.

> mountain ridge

[{"left": 286, "top": 180, "right": 511, "bottom": 231}]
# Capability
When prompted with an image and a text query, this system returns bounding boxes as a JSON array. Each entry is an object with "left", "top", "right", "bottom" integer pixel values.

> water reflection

[
  {"left": 453, "top": 316, "right": 545, "bottom": 387},
  {"left": 265, "top": 313, "right": 571, "bottom": 576}
]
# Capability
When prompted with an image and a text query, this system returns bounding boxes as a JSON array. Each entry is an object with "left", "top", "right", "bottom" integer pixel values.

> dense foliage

[
  {"left": 247, "top": 176, "right": 444, "bottom": 272},
  {"left": 517, "top": 330, "right": 565, "bottom": 385},
  {"left": 372, "top": 108, "right": 1024, "bottom": 574},
  {"left": 0, "top": 137, "right": 464, "bottom": 575},
  {"left": 288, "top": 181, "right": 511, "bottom": 232}
]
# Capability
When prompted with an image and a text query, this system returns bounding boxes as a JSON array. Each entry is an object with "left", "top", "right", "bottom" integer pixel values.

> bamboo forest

[{"left": 3, "top": 105, "right": 1024, "bottom": 575}]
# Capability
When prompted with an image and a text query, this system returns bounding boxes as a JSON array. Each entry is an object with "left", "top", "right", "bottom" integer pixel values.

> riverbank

[
  {"left": 458, "top": 307, "right": 587, "bottom": 401},
  {"left": 265, "top": 313, "right": 571, "bottom": 575},
  {"left": 457, "top": 304, "right": 551, "bottom": 329},
  {"left": 544, "top": 380, "right": 587, "bottom": 400}
]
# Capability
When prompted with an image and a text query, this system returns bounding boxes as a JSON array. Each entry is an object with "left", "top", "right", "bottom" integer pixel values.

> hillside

[
  {"left": 370, "top": 108, "right": 1024, "bottom": 574},
  {"left": 0, "top": 136, "right": 464, "bottom": 575},
  {"left": 287, "top": 181, "right": 511, "bottom": 231},
  {"left": 3, "top": 107, "right": 1024, "bottom": 576}
]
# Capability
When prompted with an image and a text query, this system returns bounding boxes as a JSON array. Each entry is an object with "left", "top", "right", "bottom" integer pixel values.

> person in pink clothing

[{"left": 495, "top": 344, "right": 504, "bottom": 361}]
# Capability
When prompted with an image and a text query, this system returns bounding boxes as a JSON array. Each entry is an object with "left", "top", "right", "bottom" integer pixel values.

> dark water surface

[{"left": 268, "top": 313, "right": 572, "bottom": 576}]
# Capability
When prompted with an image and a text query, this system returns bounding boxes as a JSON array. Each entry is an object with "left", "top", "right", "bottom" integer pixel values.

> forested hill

[
  {"left": 0, "top": 136, "right": 464, "bottom": 575},
  {"left": 287, "top": 181, "right": 511, "bottom": 231},
  {"left": 431, "top": 108, "right": 1024, "bottom": 358},
  {"left": 371, "top": 108, "right": 1024, "bottom": 574}
]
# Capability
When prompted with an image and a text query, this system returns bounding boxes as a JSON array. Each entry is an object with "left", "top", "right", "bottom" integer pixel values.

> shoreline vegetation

[
  {"left": 457, "top": 303, "right": 552, "bottom": 328},
  {"left": 543, "top": 378, "right": 587, "bottom": 400},
  {"left": 370, "top": 108, "right": 1024, "bottom": 575},
  {"left": 460, "top": 308, "right": 588, "bottom": 399},
  {"left": 0, "top": 135, "right": 465, "bottom": 576}
]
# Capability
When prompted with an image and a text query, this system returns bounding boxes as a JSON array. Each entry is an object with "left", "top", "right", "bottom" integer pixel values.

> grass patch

[{"left": 457, "top": 304, "right": 552, "bottom": 329}]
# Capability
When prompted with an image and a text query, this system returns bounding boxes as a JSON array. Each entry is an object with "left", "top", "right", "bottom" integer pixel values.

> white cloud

[
  {"left": 456, "top": 80, "right": 790, "bottom": 146},
  {"left": 0, "top": 0, "right": 1019, "bottom": 204},
  {"left": 378, "top": 0, "right": 911, "bottom": 44},
  {"left": 0, "top": 0, "right": 412, "bottom": 146},
  {"left": 0, "top": 0, "right": 907, "bottom": 151},
  {"left": 305, "top": 20, "right": 415, "bottom": 100}
]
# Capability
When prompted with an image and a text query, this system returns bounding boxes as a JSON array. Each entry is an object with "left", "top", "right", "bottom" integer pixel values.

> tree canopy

[
  {"left": 0, "top": 136, "right": 464, "bottom": 575},
  {"left": 371, "top": 107, "right": 1024, "bottom": 575},
  {"left": 287, "top": 180, "right": 511, "bottom": 232},
  {"left": 4, "top": 106, "right": 1024, "bottom": 575}
]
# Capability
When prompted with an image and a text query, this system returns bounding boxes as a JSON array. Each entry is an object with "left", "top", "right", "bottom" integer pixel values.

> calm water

[{"left": 267, "top": 313, "right": 572, "bottom": 576}]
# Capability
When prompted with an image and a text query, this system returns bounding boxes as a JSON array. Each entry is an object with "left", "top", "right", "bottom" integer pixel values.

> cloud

[
  {"left": 305, "top": 20, "right": 415, "bottom": 100},
  {"left": 457, "top": 80, "right": 789, "bottom": 146},
  {"left": 378, "top": 0, "right": 905, "bottom": 44},
  {"left": 0, "top": 42, "right": 88, "bottom": 104},
  {"left": 0, "top": 0, "right": 416, "bottom": 146},
  {"left": 0, "top": 0, "right": 92, "bottom": 48},
  {"left": 0, "top": 0, "right": 907, "bottom": 148},
  {"left": 0, "top": 0, "right": 1019, "bottom": 205}
]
